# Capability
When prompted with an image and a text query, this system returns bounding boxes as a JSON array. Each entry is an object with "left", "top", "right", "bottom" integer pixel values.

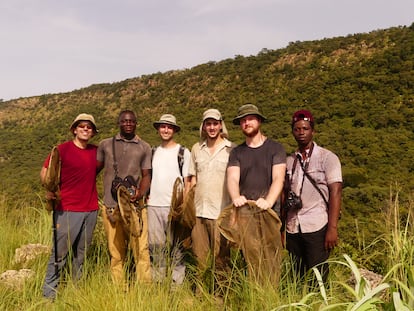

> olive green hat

[{"left": 232, "top": 104, "right": 267, "bottom": 125}]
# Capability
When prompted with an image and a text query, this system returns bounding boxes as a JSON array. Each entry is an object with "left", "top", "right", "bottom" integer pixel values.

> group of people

[{"left": 40, "top": 104, "right": 342, "bottom": 299}]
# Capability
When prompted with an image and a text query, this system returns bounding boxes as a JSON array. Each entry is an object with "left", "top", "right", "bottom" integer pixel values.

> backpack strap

[
  {"left": 151, "top": 145, "right": 185, "bottom": 177},
  {"left": 177, "top": 145, "right": 185, "bottom": 177}
]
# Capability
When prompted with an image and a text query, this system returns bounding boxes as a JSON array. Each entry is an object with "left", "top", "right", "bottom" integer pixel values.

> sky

[{"left": 1, "top": 0, "right": 413, "bottom": 101}]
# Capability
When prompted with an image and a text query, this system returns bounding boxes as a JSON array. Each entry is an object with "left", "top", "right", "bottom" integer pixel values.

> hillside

[{"left": 0, "top": 23, "right": 413, "bottom": 254}]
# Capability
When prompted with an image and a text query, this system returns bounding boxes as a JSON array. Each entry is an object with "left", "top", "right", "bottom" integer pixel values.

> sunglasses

[{"left": 77, "top": 123, "right": 93, "bottom": 130}]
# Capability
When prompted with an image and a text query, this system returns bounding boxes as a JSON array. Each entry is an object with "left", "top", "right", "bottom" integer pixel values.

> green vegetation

[
  {"left": 0, "top": 23, "right": 414, "bottom": 308},
  {"left": 1, "top": 191, "right": 413, "bottom": 310}
]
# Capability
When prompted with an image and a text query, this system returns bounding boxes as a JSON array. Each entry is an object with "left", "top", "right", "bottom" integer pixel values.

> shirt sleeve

[
  {"left": 325, "top": 151, "right": 342, "bottom": 184},
  {"left": 182, "top": 147, "right": 191, "bottom": 177},
  {"left": 227, "top": 147, "right": 240, "bottom": 167},
  {"left": 188, "top": 143, "right": 198, "bottom": 176}
]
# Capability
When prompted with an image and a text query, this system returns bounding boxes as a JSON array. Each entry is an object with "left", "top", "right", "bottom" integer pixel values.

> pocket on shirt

[
  {"left": 196, "top": 159, "right": 208, "bottom": 173},
  {"left": 306, "top": 168, "right": 325, "bottom": 184},
  {"left": 216, "top": 159, "right": 228, "bottom": 173}
]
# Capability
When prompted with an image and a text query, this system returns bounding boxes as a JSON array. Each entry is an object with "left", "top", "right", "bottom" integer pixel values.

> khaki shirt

[{"left": 189, "top": 138, "right": 236, "bottom": 219}]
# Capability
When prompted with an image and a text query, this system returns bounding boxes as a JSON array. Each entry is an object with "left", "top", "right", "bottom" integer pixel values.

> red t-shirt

[{"left": 43, "top": 141, "right": 98, "bottom": 212}]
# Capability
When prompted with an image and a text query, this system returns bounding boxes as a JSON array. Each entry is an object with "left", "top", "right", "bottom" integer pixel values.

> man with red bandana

[{"left": 285, "top": 109, "right": 342, "bottom": 283}]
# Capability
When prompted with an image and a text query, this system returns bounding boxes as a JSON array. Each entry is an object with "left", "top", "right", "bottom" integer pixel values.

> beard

[{"left": 242, "top": 126, "right": 259, "bottom": 138}]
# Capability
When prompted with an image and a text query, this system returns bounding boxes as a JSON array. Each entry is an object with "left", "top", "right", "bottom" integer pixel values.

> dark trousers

[{"left": 286, "top": 225, "right": 330, "bottom": 283}]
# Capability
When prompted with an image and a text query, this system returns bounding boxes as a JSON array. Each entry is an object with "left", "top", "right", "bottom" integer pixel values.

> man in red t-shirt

[{"left": 40, "top": 113, "right": 99, "bottom": 300}]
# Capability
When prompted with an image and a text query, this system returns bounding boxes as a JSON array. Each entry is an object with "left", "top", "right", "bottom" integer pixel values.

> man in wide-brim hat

[
  {"left": 226, "top": 103, "right": 286, "bottom": 285},
  {"left": 40, "top": 113, "right": 99, "bottom": 299},
  {"left": 147, "top": 113, "right": 191, "bottom": 286}
]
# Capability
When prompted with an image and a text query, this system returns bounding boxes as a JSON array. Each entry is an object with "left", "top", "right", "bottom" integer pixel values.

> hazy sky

[{"left": 1, "top": 0, "right": 412, "bottom": 101}]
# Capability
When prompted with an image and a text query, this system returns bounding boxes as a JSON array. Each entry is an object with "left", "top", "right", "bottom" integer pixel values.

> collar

[
  {"left": 200, "top": 137, "right": 232, "bottom": 149},
  {"left": 114, "top": 133, "right": 141, "bottom": 143},
  {"left": 295, "top": 141, "right": 318, "bottom": 159}
]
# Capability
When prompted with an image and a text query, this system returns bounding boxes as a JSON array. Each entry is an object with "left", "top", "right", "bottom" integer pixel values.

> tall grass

[
  {"left": 382, "top": 188, "right": 414, "bottom": 309},
  {"left": 1, "top": 190, "right": 413, "bottom": 310}
]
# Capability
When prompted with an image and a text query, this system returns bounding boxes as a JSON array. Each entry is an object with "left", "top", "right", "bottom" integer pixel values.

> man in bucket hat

[
  {"left": 284, "top": 109, "right": 342, "bottom": 284},
  {"left": 226, "top": 103, "right": 286, "bottom": 284},
  {"left": 188, "top": 108, "right": 236, "bottom": 288},
  {"left": 147, "top": 114, "right": 191, "bottom": 286},
  {"left": 40, "top": 113, "right": 99, "bottom": 299}
]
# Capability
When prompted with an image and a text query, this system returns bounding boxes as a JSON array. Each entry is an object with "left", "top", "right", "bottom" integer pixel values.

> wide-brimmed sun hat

[
  {"left": 70, "top": 113, "right": 98, "bottom": 133},
  {"left": 232, "top": 104, "right": 267, "bottom": 125},
  {"left": 153, "top": 114, "right": 181, "bottom": 132}
]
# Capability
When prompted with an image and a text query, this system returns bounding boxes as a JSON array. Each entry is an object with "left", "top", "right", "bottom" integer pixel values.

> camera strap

[
  {"left": 296, "top": 144, "right": 329, "bottom": 209},
  {"left": 290, "top": 156, "right": 306, "bottom": 198},
  {"left": 112, "top": 136, "right": 119, "bottom": 177},
  {"left": 300, "top": 167, "right": 329, "bottom": 209},
  {"left": 290, "top": 142, "right": 315, "bottom": 197}
]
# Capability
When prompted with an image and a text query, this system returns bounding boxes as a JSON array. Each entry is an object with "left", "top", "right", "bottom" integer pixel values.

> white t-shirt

[{"left": 148, "top": 144, "right": 190, "bottom": 207}]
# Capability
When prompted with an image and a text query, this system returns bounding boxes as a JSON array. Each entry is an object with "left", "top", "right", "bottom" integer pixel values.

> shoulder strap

[
  {"left": 112, "top": 137, "right": 118, "bottom": 176},
  {"left": 151, "top": 145, "right": 185, "bottom": 177},
  {"left": 177, "top": 145, "right": 185, "bottom": 177},
  {"left": 302, "top": 168, "right": 329, "bottom": 208}
]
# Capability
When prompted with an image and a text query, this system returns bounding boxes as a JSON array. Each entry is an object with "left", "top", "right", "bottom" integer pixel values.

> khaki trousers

[
  {"left": 102, "top": 205, "right": 151, "bottom": 284},
  {"left": 191, "top": 217, "right": 230, "bottom": 272}
]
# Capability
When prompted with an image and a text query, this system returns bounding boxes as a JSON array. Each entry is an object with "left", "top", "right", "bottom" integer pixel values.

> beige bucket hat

[
  {"left": 70, "top": 113, "right": 98, "bottom": 133},
  {"left": 153, "top": 114, "right": 181, "bottom": 132}
]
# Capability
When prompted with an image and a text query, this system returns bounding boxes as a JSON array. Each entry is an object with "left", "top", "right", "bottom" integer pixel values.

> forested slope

[{"left": 1, "top": 23, "right": 413, "bottom": 254}]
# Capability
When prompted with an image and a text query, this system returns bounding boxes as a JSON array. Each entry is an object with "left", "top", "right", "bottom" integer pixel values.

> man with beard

[
  {"left": 284, "top": 110, "right": 342, "bottom": 283},
  {"left": 97, "top": 110, "right": 152, "bottom": 286},
  {"left": 189, "top": 109, "right": 236, "bottom": 281},
  {"left": 226, "top": 103, "right": 286, "bottom": 284}
]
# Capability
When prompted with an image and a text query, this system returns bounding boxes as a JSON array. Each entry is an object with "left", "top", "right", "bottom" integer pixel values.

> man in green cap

[{"left": 189, "top": 108, "right": 236, "bottom": 281}]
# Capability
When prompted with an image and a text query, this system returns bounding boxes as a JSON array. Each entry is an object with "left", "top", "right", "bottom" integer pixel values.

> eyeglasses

[{"left": 77, "top": 124, "right": 93, "bottom": 130}]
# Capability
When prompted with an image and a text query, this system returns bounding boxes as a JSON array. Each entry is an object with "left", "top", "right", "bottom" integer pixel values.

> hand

[
  {"left": 45, "top": 191, "right": 57, "bottom": 200},
  {"left": 256, "top": 198, "right": 272, "bottom": 210},
  {"left": 324, "top": 226, "right": 339, "bottom": 250},
  {"left": 233, "top": 195, "right": 247, "bottom": 207}
]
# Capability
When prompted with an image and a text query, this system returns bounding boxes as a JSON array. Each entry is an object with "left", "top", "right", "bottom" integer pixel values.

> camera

[
  {"left": 285, "top": 191, "right": 302, "bottom": 210},
  {"left": 123, "top": 176, "right": 137, "bottom": 197},
  {"left": 127, "top": 187, "right": 136, "bottom": 197},
  {"left": 111, "top": 175, "right": 137, "bottom": 201}
]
